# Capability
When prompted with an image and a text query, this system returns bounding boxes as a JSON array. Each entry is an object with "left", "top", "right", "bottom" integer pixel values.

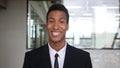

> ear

[
  {"left": 45, "top": 23, "right": 48, "bottom": 29},
  {"left": 66, "top": 24, "right": 69, "bottom": 30}
]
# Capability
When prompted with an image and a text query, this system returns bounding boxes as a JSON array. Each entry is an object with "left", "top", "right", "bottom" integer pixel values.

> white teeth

[{"left": 52, "top": 32, "right": 60, "bottom": 36}]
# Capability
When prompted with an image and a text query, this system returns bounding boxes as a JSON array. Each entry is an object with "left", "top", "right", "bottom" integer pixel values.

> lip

[{"left": 51, "top": 31, "right": 61, "bottom": 37}]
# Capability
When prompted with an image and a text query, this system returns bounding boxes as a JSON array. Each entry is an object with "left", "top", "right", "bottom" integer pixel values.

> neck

[{"left": 49, "top": 40, "right": 66, "bottom": 52}]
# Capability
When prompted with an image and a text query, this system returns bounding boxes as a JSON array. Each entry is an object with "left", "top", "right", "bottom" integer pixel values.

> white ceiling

[
  {"left": 63, "top": 0, "right": 119, "bottom": 17},
  {"left": 29, "top": 0, "right": 119, "bottom": 24}
]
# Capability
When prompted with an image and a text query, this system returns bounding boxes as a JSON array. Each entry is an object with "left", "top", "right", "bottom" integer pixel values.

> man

[{"left": 23, "top": 4, "right": 92, "bottom": 68}]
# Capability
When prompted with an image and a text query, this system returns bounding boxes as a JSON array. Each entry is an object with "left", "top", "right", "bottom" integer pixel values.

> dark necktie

[{"left": 54, "top": 53, "right": 59, "bottom": 68}]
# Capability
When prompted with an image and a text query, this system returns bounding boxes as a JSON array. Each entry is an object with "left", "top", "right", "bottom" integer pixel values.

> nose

[{"left": 53, "top": 22, "right": 59, "bottom": 29}]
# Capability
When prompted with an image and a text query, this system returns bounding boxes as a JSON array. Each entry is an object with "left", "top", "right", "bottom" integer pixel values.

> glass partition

[{"left": 27, "top": 0, "right": 120, "bottom": 49}]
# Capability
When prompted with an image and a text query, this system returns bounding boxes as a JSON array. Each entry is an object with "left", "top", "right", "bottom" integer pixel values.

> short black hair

[{"left": 46, "top": 4, "right": 69, "bottom": 24}]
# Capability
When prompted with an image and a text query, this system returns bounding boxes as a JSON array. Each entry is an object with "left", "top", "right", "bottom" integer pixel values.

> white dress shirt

[{"left": 48, "top": 43, "right": 67, "bottom": 68}]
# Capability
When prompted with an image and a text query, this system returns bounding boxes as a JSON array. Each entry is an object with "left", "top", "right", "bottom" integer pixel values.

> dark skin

[{"left": 46, "top": 10, "right": 69, "bottom": 51}]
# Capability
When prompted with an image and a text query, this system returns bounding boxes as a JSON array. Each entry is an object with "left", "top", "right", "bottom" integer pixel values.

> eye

[
  {"left": 48, "top": 19, "right": 54, "bottom": 22},
  {"left": 60, "top": 20, "right": 65, "bottom": 23},
  {"left": 60, "top": 19, "right": 66, "bottom": 23}
]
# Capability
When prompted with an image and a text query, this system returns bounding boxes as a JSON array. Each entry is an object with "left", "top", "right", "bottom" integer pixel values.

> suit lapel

[
  {"left": 63, "top": 44, "right": 75, "bottom": 68},
  {"left": 42, "top": 44, "right": 52, "bottom": 68},
  {"left": 41, "top": 44, "right": 75, "bottom": 68}
]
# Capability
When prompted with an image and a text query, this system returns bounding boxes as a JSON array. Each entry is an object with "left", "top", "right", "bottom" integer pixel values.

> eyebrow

[
  {"left": 48, "top": 17, "right": 66, "bottom": 19},
  {"left": 48, "top": 17, "right": 54, "bottom": 19}
]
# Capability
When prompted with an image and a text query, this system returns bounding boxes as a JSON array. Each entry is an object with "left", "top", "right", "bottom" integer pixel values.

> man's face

[{"left": 46, "top": 10, "right": 69, "bottom": 43}]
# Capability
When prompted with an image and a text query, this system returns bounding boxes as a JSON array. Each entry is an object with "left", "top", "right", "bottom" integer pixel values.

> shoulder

[
  {"left": 66, "top": 44, "right": 92, "bottom": 68},
  {"left": 25, "top": 44, "right": 48, "bottom": 56},
  {"left": 67, "top": 44, "right": 90, "bottom": 55},
  {"left": 67, "top": 44, "right": 91, "bottom": 62}
]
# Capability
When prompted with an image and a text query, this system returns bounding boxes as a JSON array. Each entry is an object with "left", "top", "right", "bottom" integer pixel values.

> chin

[
  {"left": 52, "top": 39, "right": 60, "bottom": 42},
  {"left": 50, "top": 38, "right": 61, "bottom": 43}
]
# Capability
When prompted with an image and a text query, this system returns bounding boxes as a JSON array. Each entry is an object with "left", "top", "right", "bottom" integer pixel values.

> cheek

[
  {"left": 46, "top": 24, "right": 51, "bottom": 30},
  {"left": 61, "top": 25, "right": 68, "bottom": 31}
]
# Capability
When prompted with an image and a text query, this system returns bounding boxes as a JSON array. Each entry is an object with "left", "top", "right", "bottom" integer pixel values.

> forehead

[{"left": 48, "top": 10, "right": 67, "bottom": 17}]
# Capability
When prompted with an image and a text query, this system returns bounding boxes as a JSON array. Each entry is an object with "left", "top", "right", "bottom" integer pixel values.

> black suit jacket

[{"left": 23, "top": 44, "right": 92, "bottom": 68}]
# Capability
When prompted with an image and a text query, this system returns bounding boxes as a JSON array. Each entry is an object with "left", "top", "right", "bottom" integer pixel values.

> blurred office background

[{"left": 0, "top": 0, "right": 120, "bottom": 68}]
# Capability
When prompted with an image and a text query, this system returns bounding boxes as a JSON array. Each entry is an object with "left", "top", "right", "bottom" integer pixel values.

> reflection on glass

[
  {"left": 64, "top": 0, "right": 119, "bottom": 49},
  {"left": 27, "top": 1, "right": 48, "bottom": 49},
  {"left": 27, "top": 0, "right": 120, "bottom": 49}
]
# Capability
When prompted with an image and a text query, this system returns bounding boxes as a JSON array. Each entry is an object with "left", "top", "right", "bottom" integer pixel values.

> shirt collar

[{"left": 48, "top": 42, "right": 67, "bottom": 58}]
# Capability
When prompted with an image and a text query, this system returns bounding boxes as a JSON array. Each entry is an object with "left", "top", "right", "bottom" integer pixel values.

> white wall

[
  {"left": 0, "top": 0, "right": 120, "bottom": 68},
  {"left": 0, "top": 0, "right": 26, "bottom": 68},
  {"left": 87, "top": 50, "right": 120, "bottom": 68}
]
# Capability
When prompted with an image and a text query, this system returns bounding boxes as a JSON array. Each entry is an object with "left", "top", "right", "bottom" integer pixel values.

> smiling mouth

[{"left": 52, "top": 31, "right": 61, "bottom": 37}]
